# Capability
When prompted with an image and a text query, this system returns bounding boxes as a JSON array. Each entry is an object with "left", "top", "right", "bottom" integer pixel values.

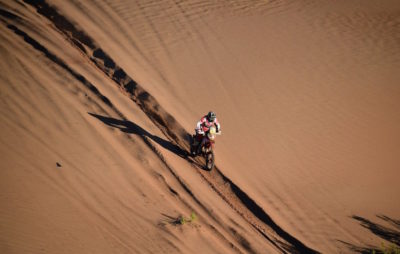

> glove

[{"left": 215, "top": 125, "right": 221, "bottom": 134}]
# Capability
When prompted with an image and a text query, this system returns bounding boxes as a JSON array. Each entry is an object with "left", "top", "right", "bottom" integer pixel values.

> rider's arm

[
  {"left": 196, "top": 118, "right": 205, "bottom": 133},
  {"left": 214, "top": 118, "right": 221, "bottom": 133},
  {"left": 196, "top": 121, "right": 202, "bottom": 130}
]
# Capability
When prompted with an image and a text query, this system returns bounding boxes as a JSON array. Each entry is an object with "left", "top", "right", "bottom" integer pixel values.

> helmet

[{"left": 207, "top": 111, "right": 216, "bottom": 122}]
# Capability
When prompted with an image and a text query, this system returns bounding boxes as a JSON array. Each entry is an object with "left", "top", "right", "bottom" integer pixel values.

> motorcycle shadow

[{"left": 89, "top": 113, "right": 188, "bottom": 158}]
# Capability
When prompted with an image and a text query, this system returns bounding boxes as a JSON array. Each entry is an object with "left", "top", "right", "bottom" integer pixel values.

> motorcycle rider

[{"left": 192, "top": 111, "right": 221, "bottom": 155}]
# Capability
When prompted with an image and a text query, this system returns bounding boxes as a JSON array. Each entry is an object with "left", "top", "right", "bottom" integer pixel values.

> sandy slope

[
  {"left": 0, "top": 2, "right": 271, "bottom": 254},
  {"left": 1, "top": 0, "right": 400, "bottom": 253}
]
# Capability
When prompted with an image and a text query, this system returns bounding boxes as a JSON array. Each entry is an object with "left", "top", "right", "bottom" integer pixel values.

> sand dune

[{"left": 1, "top": 0, "right": 399, "bottom": 253}]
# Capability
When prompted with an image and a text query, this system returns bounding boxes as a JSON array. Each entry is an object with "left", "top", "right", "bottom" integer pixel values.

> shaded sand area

[{"left": 1, "top": 0, "right": 400, "bottom": 253}]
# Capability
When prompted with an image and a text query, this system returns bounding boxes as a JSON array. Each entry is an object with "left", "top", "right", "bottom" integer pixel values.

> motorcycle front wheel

[{"left": 205, "top": 151, "right": 214, "bottom": 171}]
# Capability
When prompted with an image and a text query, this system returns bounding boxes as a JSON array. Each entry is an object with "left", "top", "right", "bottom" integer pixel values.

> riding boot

[{"left": 191, "top": 137, "right": 199, "bottom": 155}]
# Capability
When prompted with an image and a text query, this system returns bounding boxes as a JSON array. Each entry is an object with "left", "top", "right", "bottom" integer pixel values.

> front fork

[
  {"left": 192, "top": 135, "right": 213, "bottom": 155},
  {"left": 202, "top": 142, "right": 213, "bottom": 155}
]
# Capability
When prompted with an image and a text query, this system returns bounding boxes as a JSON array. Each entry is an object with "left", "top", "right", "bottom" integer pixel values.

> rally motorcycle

[{"left": 190, "top": 126, "right": 221, "bottom": 171}]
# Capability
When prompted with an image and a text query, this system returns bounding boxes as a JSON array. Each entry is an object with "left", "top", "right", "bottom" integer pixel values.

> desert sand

[{"left": 1, "top": 0, "right": 399, "bottom": 253}]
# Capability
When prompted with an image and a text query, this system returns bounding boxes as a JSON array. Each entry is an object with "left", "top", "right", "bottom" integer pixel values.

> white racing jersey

[{"left": 196, "top": 115, "right": 221, "bottom": 134}]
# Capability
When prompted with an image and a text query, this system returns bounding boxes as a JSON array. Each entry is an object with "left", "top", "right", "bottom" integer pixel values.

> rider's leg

[
  {"left": 192, "top": 133, "right": 203, "bottom": 154},
  {"left": 193, "top": 134, "right": 199, "bottom": 146},
  {"left": 197, "top": 136, "right": 206, "bottom": 154}
]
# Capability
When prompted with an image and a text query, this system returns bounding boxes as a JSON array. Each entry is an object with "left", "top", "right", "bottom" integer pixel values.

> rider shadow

[{"left": 88, "top": 113, "right": 187, "bottom": 158}]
